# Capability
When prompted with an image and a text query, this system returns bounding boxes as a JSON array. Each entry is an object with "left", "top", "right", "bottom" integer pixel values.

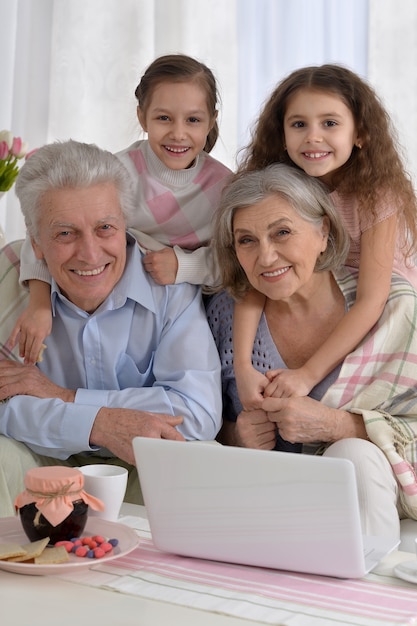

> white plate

[
  {"left": 0, "top": 515, "right": 139, "bottom": 576},
  {"left": 394, "top": 560, "right": 417, "bottom": 584}
]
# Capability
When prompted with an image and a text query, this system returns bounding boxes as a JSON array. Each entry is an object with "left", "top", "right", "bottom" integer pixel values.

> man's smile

[{"left": 71, "top": 265, "right": 107, "bottom": 277}]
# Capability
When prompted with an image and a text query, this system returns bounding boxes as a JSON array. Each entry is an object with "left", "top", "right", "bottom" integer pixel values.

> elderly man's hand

[
  {"left": 90, "top": 407, "right": 186, "bottom": 465},
  {"left": 0, "top": 360, "right": 75, "bottom": 402}
]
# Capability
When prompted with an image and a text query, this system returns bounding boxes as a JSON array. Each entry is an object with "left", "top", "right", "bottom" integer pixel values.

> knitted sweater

[
  {"left": 206, "top": 289, "right": 341, "bottom": 453},
  {"left": 117, "top": 140, "right": 232, "bottom": 286}
]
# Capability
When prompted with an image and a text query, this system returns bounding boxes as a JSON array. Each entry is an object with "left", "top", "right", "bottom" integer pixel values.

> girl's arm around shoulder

[{"left": 287, "top": 214, "right": 398, "bottom": 390}]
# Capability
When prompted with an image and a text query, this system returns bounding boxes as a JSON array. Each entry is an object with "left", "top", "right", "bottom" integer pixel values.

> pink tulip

[
  {"left": 0, "top": 130, "right": 29, "bottom": 191},
  {"left": 11, "top": 136, "right": 22, "bottom": 157},
  {"left": 0, "top": 141, "right": 9, "bottom": 160},
  {"left": 16, "top": 140, "right": 28, "bottom": 159}
]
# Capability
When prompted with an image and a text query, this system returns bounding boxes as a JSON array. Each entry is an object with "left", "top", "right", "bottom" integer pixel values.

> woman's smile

[
  {"left": 233, "top": 194, "right": 328, "bottom": 301},
  {"left": 261, "top": 266, "right": 291, "bottom": 279}
]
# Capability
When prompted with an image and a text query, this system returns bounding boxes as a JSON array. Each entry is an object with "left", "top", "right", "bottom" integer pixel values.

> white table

[
  {"left": 0, "top": 504, "right": 265, "bottom": 626},
  {"left": 1, "top": 504, "right": 416, "bottom": 626}
]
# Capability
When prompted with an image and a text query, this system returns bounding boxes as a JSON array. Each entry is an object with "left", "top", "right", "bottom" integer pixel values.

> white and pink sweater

[{"left": 117, "top": 140, "right": 232, "bottom": 286}]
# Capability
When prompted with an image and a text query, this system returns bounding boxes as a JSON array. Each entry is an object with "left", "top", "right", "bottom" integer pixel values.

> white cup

[{"left": 79, "top": 464, "right": 128, "bottom": 522}]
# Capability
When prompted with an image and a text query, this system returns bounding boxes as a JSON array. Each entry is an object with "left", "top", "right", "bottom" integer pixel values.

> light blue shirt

[{"left": 0, "top": 237, "right": 222, "bottom": 458}]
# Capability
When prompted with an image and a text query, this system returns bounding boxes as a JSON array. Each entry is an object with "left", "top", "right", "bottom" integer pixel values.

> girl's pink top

[{"left": 331, "top": 190, "right": 417, "bottom": 290}]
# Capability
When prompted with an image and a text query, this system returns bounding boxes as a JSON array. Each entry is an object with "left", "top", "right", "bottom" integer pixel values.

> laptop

[{"left": 132, "top": 437, "right": 399, "bottom": 578}]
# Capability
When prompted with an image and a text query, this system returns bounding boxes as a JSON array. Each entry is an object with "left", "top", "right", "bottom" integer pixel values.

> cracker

[
  {"left": 0, "top": 543, "right": 26, "bottom": 560},
  {"left": 35, "top": 545, "right": 69, "bottom": 565},
  {"left": 8, "top": 536, "right": 50, "bottom": 562}
]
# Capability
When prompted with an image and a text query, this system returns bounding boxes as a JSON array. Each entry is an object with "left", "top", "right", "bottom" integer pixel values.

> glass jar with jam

[{"left": 14, "top": 466, "right": 104, "bottom": 544}]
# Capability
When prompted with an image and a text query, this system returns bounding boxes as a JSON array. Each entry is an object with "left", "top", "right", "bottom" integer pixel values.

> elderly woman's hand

[
  {"left": 234, "top": 408, "right": 277, "bottom": 449},
  {"left": 261, "top": 395, "right": 367, "bottom": 444}
]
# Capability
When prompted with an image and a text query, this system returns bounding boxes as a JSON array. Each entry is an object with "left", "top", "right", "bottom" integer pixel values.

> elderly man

[{"left": 0, "top": 140, "right": 222, "bottom": 515}]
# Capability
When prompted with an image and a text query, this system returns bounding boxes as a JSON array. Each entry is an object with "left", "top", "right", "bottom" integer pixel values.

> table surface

[
  {"left": 1, "top": 503, "right": 416, "bottom": 626},
  {"left": 0, "top": 503, "right": 265, "bottom": 626}
]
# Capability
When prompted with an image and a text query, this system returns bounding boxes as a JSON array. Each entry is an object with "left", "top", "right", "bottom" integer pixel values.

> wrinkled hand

[
  {"left": 143, "top": 248, "right": 178, "bottom": 285},
  {"left": 262, "top": 395, "right": 348, "bottom": 444},
  {"left": 235, "top": 364, "right": 269, "bottom": 410},
  {"left": 264, "top": 367, "right": 314, "bottom": 398},
  {"left": 90, "top": 407, "right": 185, "bottom": 465},
  {"left": 0, "top": 360, "right": 75, "bottom": 402},
  {"left": 9, "top": 306, "right": 52, "bottom": 365},
  {"left": 234, "top": 408, "right": 277, "bottom": 449}
]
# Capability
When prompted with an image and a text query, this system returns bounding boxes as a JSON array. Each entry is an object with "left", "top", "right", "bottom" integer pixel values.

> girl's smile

[
  {"left": 283, "top": 88, "right": 361, "bottom": 186},
  {"left": 138, "top": 81, "right": 215, "bottom": 171}
]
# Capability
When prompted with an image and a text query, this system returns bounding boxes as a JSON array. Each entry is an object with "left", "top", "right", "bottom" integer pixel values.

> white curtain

[
  {"left": 1, "top": 0, "right": 239, "bottom": 240},
  {"left": 236, "top": 0, "right": 368, "bottom": 152},
  {"left": 1, "top": 0, "right": 415, "bottom": 243},
  {"left": 368, "top": 0, "right": 417, "bottom": 182}
]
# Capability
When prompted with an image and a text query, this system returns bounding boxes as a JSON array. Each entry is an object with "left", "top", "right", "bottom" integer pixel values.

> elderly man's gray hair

[{"left": 15, "top": 140, "right": 136, "bottom": 238}]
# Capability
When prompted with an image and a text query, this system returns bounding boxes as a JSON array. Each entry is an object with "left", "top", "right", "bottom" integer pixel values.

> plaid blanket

[
  {"left": 0, "top": 240, "right": 28, "bottom": 361},
  {"left": 323, "top": 267, "right": 417, "bottom": 519}
]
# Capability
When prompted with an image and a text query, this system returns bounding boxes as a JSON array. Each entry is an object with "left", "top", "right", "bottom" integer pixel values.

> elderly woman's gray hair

[
  {"left": 214, "top": 163, "right": 350, "bottom": 300},
  {"left": 15, "top": 140, "right": 136, "bottom": 239}
]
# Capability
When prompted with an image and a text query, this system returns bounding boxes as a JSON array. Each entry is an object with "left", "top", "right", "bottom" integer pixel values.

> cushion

[{"left": 0, "top": 240, "right": 28, "bottom": 361}]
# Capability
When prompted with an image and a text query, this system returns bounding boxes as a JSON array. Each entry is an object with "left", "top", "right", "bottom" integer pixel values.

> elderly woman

[{"left": 207, "top": 163, "right": 417, "bottom": 542}]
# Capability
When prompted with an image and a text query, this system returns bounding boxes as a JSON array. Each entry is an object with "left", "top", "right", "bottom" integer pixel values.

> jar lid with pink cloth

[{"left": 15, "top": 466, "right": 105, "bottom": 544}]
